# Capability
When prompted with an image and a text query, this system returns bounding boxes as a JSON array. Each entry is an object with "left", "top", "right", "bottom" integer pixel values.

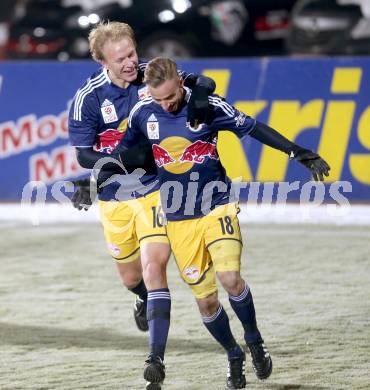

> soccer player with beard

[{"left": 116, "top": 57, "right": 330, "bottom": 389}]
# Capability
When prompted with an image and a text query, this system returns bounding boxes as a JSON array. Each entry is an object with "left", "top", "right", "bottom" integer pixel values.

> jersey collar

[
  {"left": 102, "top": 67, "right": 111, "bottom": 83},
  {"left": 184, "top": 86, "right": 191, "bottom": 102}
]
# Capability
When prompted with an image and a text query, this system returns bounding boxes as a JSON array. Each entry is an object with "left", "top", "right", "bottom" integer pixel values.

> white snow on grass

[{"left": 1, "top": 203, "right": 370, "bottom": 225}]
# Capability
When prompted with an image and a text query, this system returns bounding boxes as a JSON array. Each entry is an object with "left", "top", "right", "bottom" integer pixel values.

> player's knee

[
  {"left": 143, "top": 260, "right": 167, "bottom": 282},
  {"left": 119, "top": 271, "right": 142, "bottom": 289},
  {"left": 196, "top": 292, "right": 219, "bottom": 317},
  {"left": 154, "top": 252, "right": 170, "bottom": 268},
  {"left": 116, "top": 261, "right": 142, "bottom": 289},
  {"left": 217, "top": 271, "right": 244, "bottom": 296},
  {"left": 123, "top": 278, "right": 142, "bottom": 290},
  {"left": 143, "top": 259, "right": 163, "bottom": 275},
  {"left": 141, "top": 243, "right": 170, "bottom": 267}
]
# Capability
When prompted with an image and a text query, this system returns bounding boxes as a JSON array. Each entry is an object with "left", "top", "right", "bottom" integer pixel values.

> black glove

[
  {"left": 71, "top": 178, "right": 97, "bottom": 211},
  {"left": 187, "top": 85, "right": 214, "bottom": 129},
  {"left": 117, "top": 137, "right": 157, "bottom": 174},
  {"left": 291, "top": 147, "right": 330, "bottom": 182}
]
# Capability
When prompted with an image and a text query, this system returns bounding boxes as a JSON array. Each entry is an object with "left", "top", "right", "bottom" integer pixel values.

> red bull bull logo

[
  {"left": 179, "top": 140, "right": 218, "bottom": 163},
  {"left": 94, "top": 129, "right": 124, "bottom": 154},
  {"left": 152, "top": 144, "right": 176, "bottom": 167},
  {"left": 184, "top": 266, "right": 199, "bottom": 281},
  {"left": 151, "top": 137, "right": 219, "bottom": 174}
]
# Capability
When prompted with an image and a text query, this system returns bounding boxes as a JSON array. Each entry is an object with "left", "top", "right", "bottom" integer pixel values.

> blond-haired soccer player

[
  {"left": 117, "top": 57, "right": 330, "bottom": 389},
  {"left": 68, "top": 23, "right": 215, "bottom": 389}
]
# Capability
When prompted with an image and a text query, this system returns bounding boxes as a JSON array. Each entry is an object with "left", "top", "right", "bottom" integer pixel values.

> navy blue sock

[
  {"left": 202, "top": 305, "right": 243, "bottom": 359},
  {"left": 129, "top": 279, "right": 147, "bottom": 301},
  {"left": 147, "top": 288, "right": 171, "bottom": 360},
  {"left": 229, "top": 284, "right": 262, "bottom": 344}
]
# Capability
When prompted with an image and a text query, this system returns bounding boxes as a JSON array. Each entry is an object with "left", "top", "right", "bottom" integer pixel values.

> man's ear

[{"left": 179, "top": 77, "right": 184, "bottom": 88}]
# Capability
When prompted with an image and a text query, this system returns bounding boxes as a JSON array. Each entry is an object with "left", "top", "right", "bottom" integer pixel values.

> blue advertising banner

[{"left": 0, "top": 58, "right": 369, "bottom": 201}]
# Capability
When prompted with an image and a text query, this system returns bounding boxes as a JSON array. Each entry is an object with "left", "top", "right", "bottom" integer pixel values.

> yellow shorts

[
  {"left": 166, "top": 203, "right": 242, "bottom": 298},
  {"left": 99, "top": 190, "right": 169, "bottom": 263}
]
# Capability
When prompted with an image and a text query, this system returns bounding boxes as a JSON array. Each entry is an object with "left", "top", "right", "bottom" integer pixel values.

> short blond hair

[
  {"left": 89, "top": 21, "right": 136, "bottom": 62},
  {"left": 144, "top": 57, "right": 179, "bottom": 88}
]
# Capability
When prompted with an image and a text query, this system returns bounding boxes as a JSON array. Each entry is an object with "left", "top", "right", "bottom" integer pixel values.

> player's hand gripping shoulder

[
  {"left": 71, "top": 178, "right": 98, "bottom": 211},
  {"left": 290, "top": 146, "right": 330, "bottom": 182},
  {"left": 185, "top": 75, "right": 216, "bottom": 129}
]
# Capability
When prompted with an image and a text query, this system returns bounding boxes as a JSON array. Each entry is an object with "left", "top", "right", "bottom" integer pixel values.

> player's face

[
  {"left": 149, "top": 77, "right": 184, "bottom": 113},
  {"left": 100, "top": 37, "right": 139, "bottom": 88}
]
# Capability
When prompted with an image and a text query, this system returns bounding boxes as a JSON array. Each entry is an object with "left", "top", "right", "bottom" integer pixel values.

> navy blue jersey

[
  {"left": 119, "top": 89, "right": 256, "bottom": 221},
  {"left": 68, "top": 63, "right": 191, "bottom": 201}
]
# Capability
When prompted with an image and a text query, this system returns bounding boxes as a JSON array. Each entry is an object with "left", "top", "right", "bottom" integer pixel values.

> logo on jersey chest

[
  {"left": 147, "top": 114, "right": 159, "bottom": 139},
  {"left": 152, "top": 136, "right": 219, "bottom": 174},
  {"left": 101, "top": 99, "right": 118, "bottom": 123}
]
